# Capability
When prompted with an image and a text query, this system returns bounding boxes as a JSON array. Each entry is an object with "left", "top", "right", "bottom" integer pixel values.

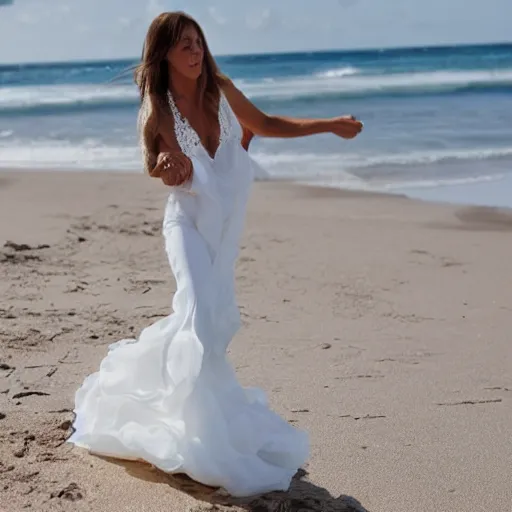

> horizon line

[{"left": 1, "top": 40, "right": 511, "bottom": 69}]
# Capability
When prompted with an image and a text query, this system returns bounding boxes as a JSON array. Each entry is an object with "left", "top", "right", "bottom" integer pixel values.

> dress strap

[{"left": 167, "top": 90, "right": 202, "bottom": 159}]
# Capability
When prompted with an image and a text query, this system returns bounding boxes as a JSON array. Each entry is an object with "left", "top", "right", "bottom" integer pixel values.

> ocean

[{"left": 1, "top": 43, "right": 512, "bottom": 208}]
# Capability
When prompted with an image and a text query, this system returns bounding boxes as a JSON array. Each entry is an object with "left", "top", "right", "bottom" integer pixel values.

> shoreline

[
  {"left": 0, "top": 169, "right": 511, "bottom": 511},
  {"left": 1, "top": 166, "right": 512, "bottom": 212}
]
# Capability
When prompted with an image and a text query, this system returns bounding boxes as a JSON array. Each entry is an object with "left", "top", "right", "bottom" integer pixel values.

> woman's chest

[{"left": 174, "top": 101, "right": 220, "bottom": 156}]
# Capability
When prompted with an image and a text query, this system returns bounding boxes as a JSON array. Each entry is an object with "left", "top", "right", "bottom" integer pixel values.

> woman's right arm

[{"left": 150, "top": 109, "right": 193, "bottom": 187}]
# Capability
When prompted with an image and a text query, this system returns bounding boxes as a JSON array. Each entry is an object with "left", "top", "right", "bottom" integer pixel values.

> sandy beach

[{"left": 0, "top": 170, "right": 511, "bottom": 512}]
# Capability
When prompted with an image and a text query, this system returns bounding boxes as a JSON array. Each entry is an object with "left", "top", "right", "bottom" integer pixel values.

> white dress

[{"left": 68, "top": 90, "right": 309, "bottom": 497}]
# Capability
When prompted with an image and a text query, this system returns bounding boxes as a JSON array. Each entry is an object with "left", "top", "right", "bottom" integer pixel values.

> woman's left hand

[{"left": 330, "top": 115, "right": 364, "bottom": 139}]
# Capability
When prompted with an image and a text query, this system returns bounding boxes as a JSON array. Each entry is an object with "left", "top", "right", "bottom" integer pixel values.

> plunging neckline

[{"left": 167, "top": 90, "right": 223, "bottom": 161}]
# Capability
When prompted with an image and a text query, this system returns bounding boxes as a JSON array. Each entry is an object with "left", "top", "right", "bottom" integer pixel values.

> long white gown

[{"left": 67, "top": 90, "right": 309, "bottom": 497}]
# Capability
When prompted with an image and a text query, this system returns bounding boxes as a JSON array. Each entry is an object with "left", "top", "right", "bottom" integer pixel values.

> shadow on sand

[{"left": 100, "top": 456, "right": 370, "bottom": 512}]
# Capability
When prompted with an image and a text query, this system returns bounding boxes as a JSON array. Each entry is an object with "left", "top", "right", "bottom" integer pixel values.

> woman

[{"left": 68, "top": 11, "right": 363, "bottom": 497}]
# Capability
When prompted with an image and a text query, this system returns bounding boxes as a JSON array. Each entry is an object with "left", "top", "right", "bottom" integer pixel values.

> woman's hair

[{"left": 134, "top": 11, "right": 225, "bottom": 174}]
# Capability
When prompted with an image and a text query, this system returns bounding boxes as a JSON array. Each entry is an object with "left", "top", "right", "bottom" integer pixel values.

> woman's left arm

[{"left": 221, "top": 78, "right": 363, "bottom": 140}]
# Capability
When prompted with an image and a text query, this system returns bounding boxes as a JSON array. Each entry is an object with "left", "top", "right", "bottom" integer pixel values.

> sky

[{"left": 0, "top": 0, "right": 510, "bottom": 64}]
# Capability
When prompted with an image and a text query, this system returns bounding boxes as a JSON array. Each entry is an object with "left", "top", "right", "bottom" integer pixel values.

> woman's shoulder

[
  {"left": 146, "top": 93, "right": 174, "bottom": 128},
  {"left": 218, "top": 74, "right": 235, "bottom": 93},
  {"left": 139, "top": 92, "right": 178, "bottom": 149}
]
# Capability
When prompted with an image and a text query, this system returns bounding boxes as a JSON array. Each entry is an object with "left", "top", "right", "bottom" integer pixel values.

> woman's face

[{"left": 167, "top": 24, "right": 204, "bottom": 81}]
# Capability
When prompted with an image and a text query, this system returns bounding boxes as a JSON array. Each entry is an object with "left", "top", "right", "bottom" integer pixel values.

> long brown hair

[{"left": 135, "top": 11, "right": 225, "bottom": 174}]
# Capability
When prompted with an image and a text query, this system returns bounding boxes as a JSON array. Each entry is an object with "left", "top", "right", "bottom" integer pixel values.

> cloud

[
  {"left": 118, "top": 16, "right": 135, "bottom": 28},
  {"left": 246, "top": 8, "right": 278, "bottom": 31},
  {"left": 145, "top": 0, "right": 178, "bottom": 22},
  {"left": 208, "top": 6, "right": 227, "bottom": 26},
  {"left": 146, "top": 0, "right": 165, "bottom": 20},
  {"left": 338, "top": 0, "right": 360, "bottom": 6},
  {"left": 0, "top": 0, "right": 14, "bottom": 6}
]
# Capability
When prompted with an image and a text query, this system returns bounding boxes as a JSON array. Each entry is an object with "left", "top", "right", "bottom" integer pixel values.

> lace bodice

[{"left": 167, "top": 90, "right": 234, "bottom": 159}]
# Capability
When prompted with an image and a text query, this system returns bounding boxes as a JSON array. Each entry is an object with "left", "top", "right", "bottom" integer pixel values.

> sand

[{"left": 0, "top": 170, "right": 511, "bottom": 512}]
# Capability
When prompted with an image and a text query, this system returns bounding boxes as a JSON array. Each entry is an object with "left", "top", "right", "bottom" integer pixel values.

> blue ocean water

[{"left": 1, "top": 43, "right": 512, "bottom": 207}]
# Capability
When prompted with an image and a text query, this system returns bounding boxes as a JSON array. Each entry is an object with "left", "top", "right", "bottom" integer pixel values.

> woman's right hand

[{"left": 154, "top": 152, "right": 193, "bottom": 187}]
